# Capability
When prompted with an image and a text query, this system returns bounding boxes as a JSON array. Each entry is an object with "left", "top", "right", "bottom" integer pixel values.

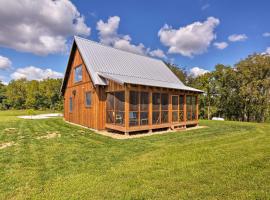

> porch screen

[
  {"left": 140, "top": 92, "right": 149, "bottom": 125},
  {"left": 106, "top": 91, "right": 125, "bottom": 126},
  {"left": 172, "top": 96, "right": 178, "bottom": 122},
  {"left": 186, "top": 96, "right": 191, "bottom": 120},
  {"left": 129, "top": 91, "right": 139, "bottom": 126},
  {"left": 152, "top": 93, "right": 168, "bottom": 124},
  {"left": 179, "top": 95, "right": 184, "bottom": 122},
  {"left": 161, "top": 94, "right": 168, "bottom": 123},
  {"left": 129, "top": 91, "right": 149, "bottom": 126},
  {"left": 152, "top": 93, "right": 161, "bottom": 124}
]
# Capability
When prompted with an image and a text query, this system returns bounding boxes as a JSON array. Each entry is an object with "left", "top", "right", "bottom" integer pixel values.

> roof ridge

[
  {"left": 99, "top": 71, "right": 182, "bottom": 85},
  {"left": 74, "top": 35, "right": 164, "bottom": 63}
]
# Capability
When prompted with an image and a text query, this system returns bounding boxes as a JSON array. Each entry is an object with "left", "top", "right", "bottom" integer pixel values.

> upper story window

[{"left": 74, "top": 65, "right": 82, "bottom": 83}]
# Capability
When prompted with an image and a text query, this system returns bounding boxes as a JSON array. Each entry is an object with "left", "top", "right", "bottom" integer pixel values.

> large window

[
  {"left": 74, "top": 65, "right": 82, "bottom": 83},
  {"left": 106, "top": 91, "right": 125, "bottom": 126},
  {"left": 85, "top": 91, "right": 91, "bottom": 107},
  {"left": 152, "top": 93, "right": 168, "bottom": 124},
  {"left": 129, "top": 91, "right": 149, "bottom": 126},
  {"left": 69, "top": 97, "right": 73, "bottom": 112}
]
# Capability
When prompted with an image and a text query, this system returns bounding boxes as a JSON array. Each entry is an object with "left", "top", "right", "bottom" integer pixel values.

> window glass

[
  {"left": 69, "top": 97, "right": 73, "bottom": 112},
  {"left": 74, "top": 65, "right": 82, "bottom": 82},
  {"left": 85, "top": 92, "right": 91, "bottom": 107}
]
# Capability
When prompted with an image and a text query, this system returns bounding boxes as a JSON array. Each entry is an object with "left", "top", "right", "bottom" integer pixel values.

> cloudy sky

[{"left": 0, "top": 0, "right": 270, "bottom": 84}]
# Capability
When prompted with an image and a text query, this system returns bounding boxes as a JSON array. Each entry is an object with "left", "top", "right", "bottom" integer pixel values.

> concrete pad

[{"left": 18, "top": 113, "right": 63, "bottom": 119}]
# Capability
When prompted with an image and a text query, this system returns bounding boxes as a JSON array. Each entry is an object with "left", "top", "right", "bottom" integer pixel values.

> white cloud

[
  {"left": 11, "top": 66, "right": 63, "bottom": 80},
  {"left": 0, "top": 55, "right": 12, "bottom": 70},
  {"left": 149, "top": 49, "right": 167, "bottom": 59},
  {"left": 228, "top": 34, "right": 247, "bottom": 42},
  {"left": 213, "top": 42, "right": 228, "bottom": 50},
  {"left": 201, "top": 4, "right": 210, "bottom": 10},
  {"left": 158, "top": 17, "right": 220, "bottom": 57},
  {"left": 264, "top": 47, "right": 270, "bottom": 54},
  {"left": 0, "top": 0, "right": 90, "bottom": 55},
  {"left": 96, "top": 16, "right": 148, "bottom": 55},
  {"left": 263, "top": 32, "right": 270, "bottom": 37},
  {"left": 190, "top": 67, "right": 209, "bottom": 77}
]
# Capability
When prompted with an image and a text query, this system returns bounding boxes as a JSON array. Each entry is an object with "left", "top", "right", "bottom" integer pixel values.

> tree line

[
  {"left": 0, "top": 53, "right": 269, "bottom": 122},
  {"left": 167, "top": 53, "right": 270, "bottom": 122},
  {"left": 0, "top": 78, "right": 63, "bottom": 110}
]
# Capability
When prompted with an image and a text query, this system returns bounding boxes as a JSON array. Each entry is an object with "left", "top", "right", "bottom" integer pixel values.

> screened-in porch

[{"left": 105, "top": 86, "right": 199, "bottom": 134}]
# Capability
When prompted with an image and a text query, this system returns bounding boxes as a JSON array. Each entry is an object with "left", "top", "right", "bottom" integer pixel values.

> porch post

[{"left": 124, "top": 84, "right": 129, "bottom": 135}]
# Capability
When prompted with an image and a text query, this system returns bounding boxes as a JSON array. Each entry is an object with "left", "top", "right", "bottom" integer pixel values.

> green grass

[{"left": 0, "top": 110, "right": 269, "bottom": 200}]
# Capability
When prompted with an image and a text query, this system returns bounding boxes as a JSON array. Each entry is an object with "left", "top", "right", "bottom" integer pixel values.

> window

[
  {"left": 85, "top": 91, "right": 91, "bottom": 107},
  {"left": 74, "top": 65, "right": 82, "bottom": 83},
  {"left": 106, "top": 91, "right": 125, "bottom": 126},
  {"left": 69, "top": 97, "right": 73, "bottom": 112}
]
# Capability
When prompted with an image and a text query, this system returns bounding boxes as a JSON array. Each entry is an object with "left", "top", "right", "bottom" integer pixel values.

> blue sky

[{"left": 0, "top": 0, "right": 270, "bottom": 83}]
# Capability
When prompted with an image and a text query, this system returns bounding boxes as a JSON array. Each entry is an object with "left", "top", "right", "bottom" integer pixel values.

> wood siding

[{"left": 63, "top": 46, "right": 104, "bottom": 130}]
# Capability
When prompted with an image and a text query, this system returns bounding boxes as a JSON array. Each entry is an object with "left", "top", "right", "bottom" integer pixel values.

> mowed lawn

[{"left": 0, "top": 111, "right": 269, "bottom": 200}]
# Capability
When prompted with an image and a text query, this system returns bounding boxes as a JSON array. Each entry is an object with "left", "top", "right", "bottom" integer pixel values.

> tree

[{"left": 164, "top": 62, "right": 188, "bottom": 84}]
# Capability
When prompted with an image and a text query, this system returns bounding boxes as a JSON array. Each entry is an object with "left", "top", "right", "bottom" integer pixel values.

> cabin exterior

[{"left": 61, "top": 36, "right": 203, "bottom": 134}]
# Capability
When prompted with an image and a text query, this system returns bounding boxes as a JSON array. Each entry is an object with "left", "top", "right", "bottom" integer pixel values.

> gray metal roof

[{"left": 73, "top": 36, "right": 202, "bottom": 92}]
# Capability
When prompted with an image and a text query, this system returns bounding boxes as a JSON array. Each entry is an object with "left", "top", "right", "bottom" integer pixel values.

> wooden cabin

[{"left": 61, "top": 36, "right": 203, "bottom": 135}]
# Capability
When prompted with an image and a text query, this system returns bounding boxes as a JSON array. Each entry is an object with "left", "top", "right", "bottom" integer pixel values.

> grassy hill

[{"left": 0, "top": 110, "right": 269, "bottom": 199}]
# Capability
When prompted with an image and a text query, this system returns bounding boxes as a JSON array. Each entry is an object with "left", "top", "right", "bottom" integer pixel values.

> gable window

[
  {"left": 69, "top": 97, "right": 73, "bottom": 112},
  {"left": 85, "top": 91, "right": 92, "bottom": 107},
  {"left": 74, "top": 65, "right": 82, "bottom": 83}
]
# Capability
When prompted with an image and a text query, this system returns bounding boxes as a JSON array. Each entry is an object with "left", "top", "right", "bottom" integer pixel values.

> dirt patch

[
  {"left": 4, "top": 128, "right": 17, "bottom": 133},
  {"left": 0, "top": 141, "right": 16, "bottom": 150},
  {"left": 36, "top": 131, "right": 61, "bottom": 140}
]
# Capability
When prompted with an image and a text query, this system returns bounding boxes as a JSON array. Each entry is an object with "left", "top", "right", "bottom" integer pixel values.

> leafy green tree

[{"left": 164, "top": 62, "right": 187, "bottom": 84}]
